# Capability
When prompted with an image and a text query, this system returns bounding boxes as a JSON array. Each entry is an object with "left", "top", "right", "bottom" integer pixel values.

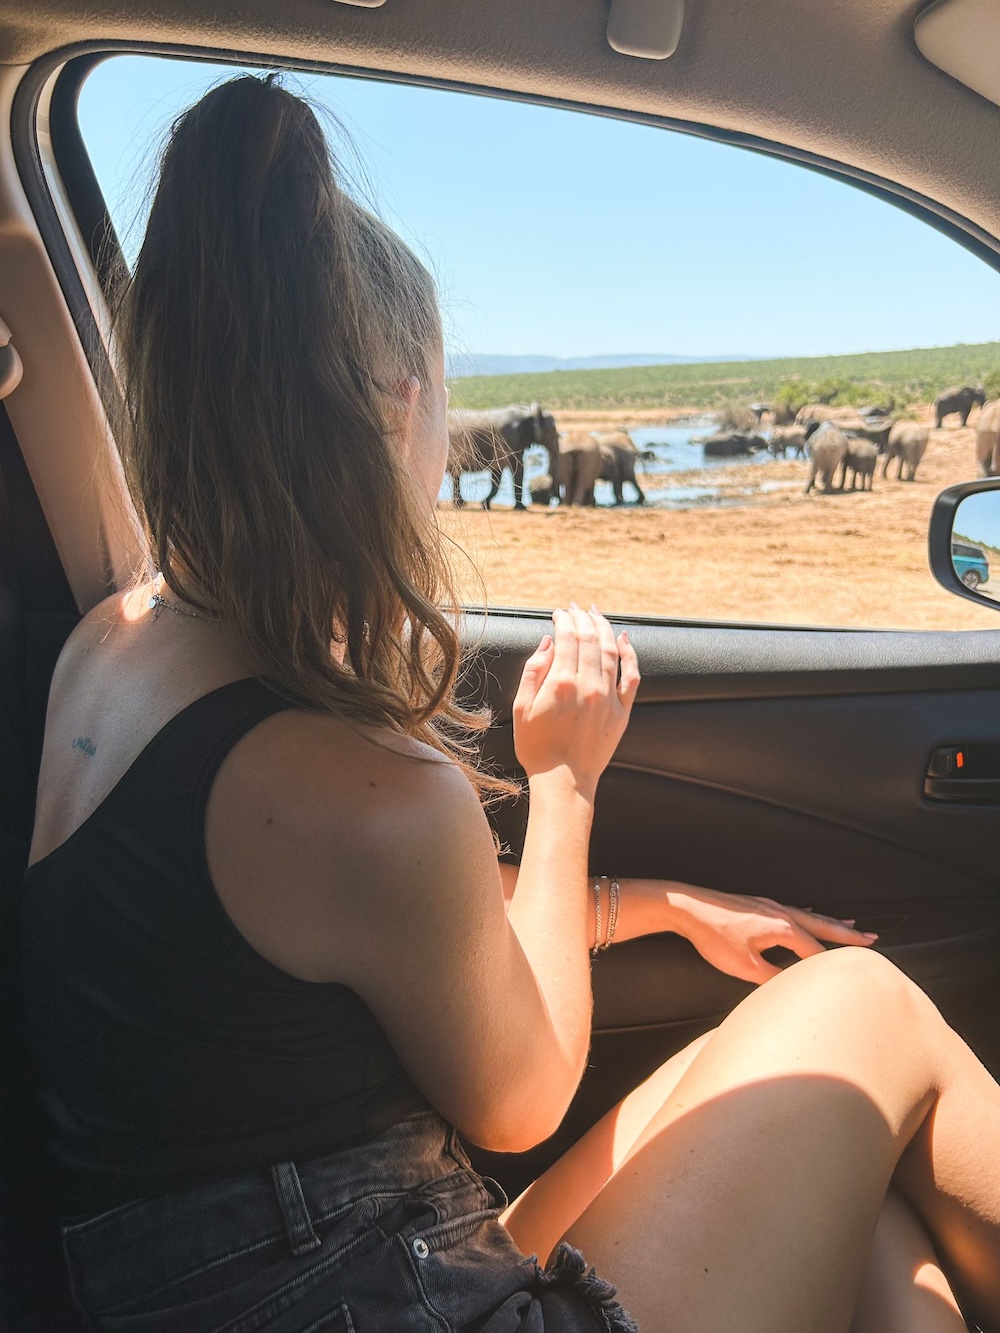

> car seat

[{"left": 0, "top": 400, "right": 82, "bottom": 1330}]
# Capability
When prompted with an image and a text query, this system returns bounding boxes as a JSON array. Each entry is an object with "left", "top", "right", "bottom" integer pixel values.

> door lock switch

[{"left": 927, "top": 747, "right": 965, "bottom": 778}]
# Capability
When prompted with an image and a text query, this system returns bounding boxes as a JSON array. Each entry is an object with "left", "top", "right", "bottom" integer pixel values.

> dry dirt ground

[{"left": 437, "top": 406, "right": 1000, "bottom": 631}]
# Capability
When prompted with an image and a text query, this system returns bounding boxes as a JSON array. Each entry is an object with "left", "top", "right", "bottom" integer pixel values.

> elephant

[
  {"left": 934, "top": 384, "right": 985, "bottom": 429},
  {"left": 803, "top": 422, "right": 848, "bottom": 494},
  {"left": 701, "top": 431, "right": 765, "bottom": 457},
  {"left": 850, "top": 418, "right": 894, "bottom": 452},
  {"left": 591, "top": 431, "right": 646, "bottom": 504},
  {"left": 795, "top": 404, "right": 870, "bottom": 433},
  {"left": 555, "top": 430, "right": 605, "bottom": 506},
  {"left": 796, "top": 404, "right": 845, "bottom": 429},
  {"left": 839, "top": 437, "right": 878, "bottom": 491},
  {"left": 447, "top": 404, "right": 559, "bottom": 509},
  {"left": 975, "top": 398, "right": 1000, "bottom": 476},
  {"left": 768, "top": 426, "right": 807, "bottom": 458},
  {"left": 881, "top": 422, "right": 929, "bottom": 481}
]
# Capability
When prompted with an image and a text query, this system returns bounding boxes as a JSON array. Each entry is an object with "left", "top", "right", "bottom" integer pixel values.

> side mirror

[{"left": 929, "top": 479, "right": 1000, "bottom": 610}]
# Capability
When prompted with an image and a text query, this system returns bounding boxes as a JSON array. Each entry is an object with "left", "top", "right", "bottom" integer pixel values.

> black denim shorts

[{"left": 61, "top": 1111, "right": 637, "bottom": 1332}]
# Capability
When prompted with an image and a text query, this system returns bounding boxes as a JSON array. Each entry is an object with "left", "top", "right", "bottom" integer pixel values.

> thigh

[
  {"left": 509, "top": 1084, "right": 967, "bottom": 1333},
  {"left": 502, "top": 1031, "right": 714, "bottom": 1263},
  {"left": 850, "top": 1188, "right": 968, "bottom": 1333},
  {"left": 560, "top": 949, "right": 939, "bottom": 1333}
]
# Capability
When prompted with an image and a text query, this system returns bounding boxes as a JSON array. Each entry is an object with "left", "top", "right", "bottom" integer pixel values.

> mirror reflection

[{"left": 951, "top": 492, "right": 1000, "bottom": 600}]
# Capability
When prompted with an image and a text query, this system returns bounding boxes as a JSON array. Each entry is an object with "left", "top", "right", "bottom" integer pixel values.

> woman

[{"left": 23, "top": 75, "right": 1000, "bottom": 1332}]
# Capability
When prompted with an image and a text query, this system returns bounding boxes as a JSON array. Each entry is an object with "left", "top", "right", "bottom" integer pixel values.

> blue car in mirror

[{"left": 951, "top": 541, "right": 990, "bottom": 591}]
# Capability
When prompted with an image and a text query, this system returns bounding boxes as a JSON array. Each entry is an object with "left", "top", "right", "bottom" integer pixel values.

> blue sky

[
  {"left": 79, "top": 54, "right": 1000, "bottom": 362},
  {"left": 954, "top": 491, "right": 1000, "bottom": 551}
]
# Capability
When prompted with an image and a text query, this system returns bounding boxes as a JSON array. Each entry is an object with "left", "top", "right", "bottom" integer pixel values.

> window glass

[{"left": 78, "top": 55, "right": 1000, "bottom": 628}]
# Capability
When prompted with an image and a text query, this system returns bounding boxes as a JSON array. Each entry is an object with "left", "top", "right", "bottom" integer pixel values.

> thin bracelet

[
  {"left": 605, "top": 876, "right": 620, "bottom": 950},
  {"left": 591, "top": 875, "right": 620, "bottom": 955},
  {"left": 592, "top": 878, "right": 603, "bottom": 957}
]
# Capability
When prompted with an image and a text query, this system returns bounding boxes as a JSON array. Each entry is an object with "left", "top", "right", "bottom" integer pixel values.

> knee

[{"left": 789, "top": 946, "right": 929, "bottom": 1029}]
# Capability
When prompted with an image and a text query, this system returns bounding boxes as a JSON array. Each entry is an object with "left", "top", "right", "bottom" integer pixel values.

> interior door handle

[
  {"left": 923, "top": 775, "right": 1000, "bottom": 803},
  {"left": 924, "top": 745, "right": 1000, "bottom": 803}
]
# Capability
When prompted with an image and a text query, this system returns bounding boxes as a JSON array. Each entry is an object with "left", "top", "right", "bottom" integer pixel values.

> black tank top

[{"left": 20, "top": 678, "right": 428, "bottom": 1217}]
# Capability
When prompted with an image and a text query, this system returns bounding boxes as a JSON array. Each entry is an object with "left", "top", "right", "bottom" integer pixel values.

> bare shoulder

[
  {"left": 38, "top": 589, "right": 138, "bottom": 765},
  {"left": 48, "top": 591, "right": 127, "bottom": 681},
  {"left": 207, "top": 707, "right": 497, "bottom": 982},
  {"left": 46, "top": 585, "right": 170, "bottom": 704}
]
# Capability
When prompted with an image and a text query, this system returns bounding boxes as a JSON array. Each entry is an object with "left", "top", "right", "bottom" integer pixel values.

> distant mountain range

[{"left": 446, "top": 352, "right": 770, "bottom": 379}]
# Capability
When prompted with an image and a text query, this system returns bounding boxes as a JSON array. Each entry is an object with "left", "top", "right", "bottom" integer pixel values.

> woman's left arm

[{"left": 498, "top": 866, "right": 879, "bottom": 985}]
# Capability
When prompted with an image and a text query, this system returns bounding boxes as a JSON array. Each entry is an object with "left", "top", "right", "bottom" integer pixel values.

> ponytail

[{"left": 114, "top": 74, "right": 514, "bottom": 804}]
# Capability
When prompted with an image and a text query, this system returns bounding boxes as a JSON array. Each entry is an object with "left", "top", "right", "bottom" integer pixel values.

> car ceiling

[{"left": 3, "top": 0, "right": 1000, "bottom": 257}]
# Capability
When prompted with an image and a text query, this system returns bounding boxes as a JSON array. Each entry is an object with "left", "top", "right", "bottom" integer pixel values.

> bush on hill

[{"left": 447, "top": 342, "right": 1000, "bottom": 413}]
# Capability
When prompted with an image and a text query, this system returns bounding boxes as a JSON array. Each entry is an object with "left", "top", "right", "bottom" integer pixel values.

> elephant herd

[
  {"left": 693, "top": 400, "right": 931, "bottom": 496},
  {"left": 446, "top": 406, "right": 645, "bottom": 509},
  {"left": 800, "top": 414, "right": 930, "bottom": 495},
  {"left": 797, "top": 383, "right": 999, "bottom": 493},
  {"left": 445, "top": 383, "right": 996, "bottom": 510},
  {"left": 800, "top": 418, "right": 933, "bottom": 498}
]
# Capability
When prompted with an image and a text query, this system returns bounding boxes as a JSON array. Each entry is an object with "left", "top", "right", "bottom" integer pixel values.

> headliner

[{"left": 4, "top": 0, "right": 1000, "bottom": 259}]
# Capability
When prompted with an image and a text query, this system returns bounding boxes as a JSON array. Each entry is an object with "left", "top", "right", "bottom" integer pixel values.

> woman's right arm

[{"left": 335, "top": 606, "right": 639, "bottom": 1152}]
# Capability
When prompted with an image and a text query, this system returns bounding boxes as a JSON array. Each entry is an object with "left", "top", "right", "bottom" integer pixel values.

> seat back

[{"left": 0, "top": 404, "right": 81, "bottom": 1330}]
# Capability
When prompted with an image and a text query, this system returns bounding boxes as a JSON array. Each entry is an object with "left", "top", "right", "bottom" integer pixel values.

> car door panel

[{"left": 461, "top": 611, "right": 1000, "bottom": 1194}]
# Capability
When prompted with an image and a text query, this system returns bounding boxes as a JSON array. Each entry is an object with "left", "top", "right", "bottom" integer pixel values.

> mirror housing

[{"left": 929, "top": 478, "right": 1000, "bottom": 610}]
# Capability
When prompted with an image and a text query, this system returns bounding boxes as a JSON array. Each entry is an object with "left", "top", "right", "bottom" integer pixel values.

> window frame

[{"left": 14, "top": 40, "right": 1000, "bottom": 633}]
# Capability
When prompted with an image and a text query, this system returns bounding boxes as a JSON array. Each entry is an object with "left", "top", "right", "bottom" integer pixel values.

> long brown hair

[{"left": 114, "top": 73, "right": 511, "bottom": 802}]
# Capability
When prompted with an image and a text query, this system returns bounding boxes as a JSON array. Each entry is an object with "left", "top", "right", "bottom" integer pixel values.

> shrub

[
  {"left": 715, "top": 399, "right": 757, "bottom": 431},
  {"left": 773, "top": 382, "right": 811, "bottom": 420}
]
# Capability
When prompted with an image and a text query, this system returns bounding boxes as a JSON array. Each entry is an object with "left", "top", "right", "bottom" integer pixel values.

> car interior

[{"left": 3, "top": 0, "right": 1000, "bottom": 1326}]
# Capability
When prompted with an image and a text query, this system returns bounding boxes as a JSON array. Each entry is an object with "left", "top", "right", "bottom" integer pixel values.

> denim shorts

[{"left": 60, "top": 1111, "right": 637, "bottom": 1332}]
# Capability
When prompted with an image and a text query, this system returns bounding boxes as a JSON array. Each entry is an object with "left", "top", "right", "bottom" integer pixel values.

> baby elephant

[
  {"left": 840, "top": 438, "right": 877, "bottom": 491},
  {"left": 769, "top": 425, "right": 807, "bottom": 458},
  {"left": 882, "top": 422, "right": 929, "bottom": 481}
]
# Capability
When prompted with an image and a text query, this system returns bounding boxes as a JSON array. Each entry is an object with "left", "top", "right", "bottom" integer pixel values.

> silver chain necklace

[{"left": 148, "top": 576, "right": 221, "bottom": 624}]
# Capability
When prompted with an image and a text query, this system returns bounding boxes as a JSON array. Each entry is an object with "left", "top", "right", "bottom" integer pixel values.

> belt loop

[{"left": 271, "top": 1162, "right": 322, "bottom": 1256}]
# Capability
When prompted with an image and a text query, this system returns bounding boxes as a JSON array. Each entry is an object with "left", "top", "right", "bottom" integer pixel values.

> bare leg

[
  {"left": 503, "top": 1031, "right": 713, "bottom": 1261},
  {"left": 850, "top": 1188, "right": 967, "bottom": 1333},
  {"left": 506, "top": 1026, "right": 970, "bottom": 1331},
  {"left": 507, "top": 949, "right": 1000, "bottom": 1332}
]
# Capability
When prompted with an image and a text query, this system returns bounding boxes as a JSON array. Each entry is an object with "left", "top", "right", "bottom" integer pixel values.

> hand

[
  {"left": 513, "top": 604, "right": 640, "bottom": 800},
  {"left": 667, "top": 884, "right": 879, "bottom": 984}
]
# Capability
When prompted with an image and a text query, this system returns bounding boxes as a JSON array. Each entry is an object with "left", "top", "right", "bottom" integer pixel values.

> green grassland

[{"left": 447, "top": 342, "right": 1000, "bottom": 412}]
